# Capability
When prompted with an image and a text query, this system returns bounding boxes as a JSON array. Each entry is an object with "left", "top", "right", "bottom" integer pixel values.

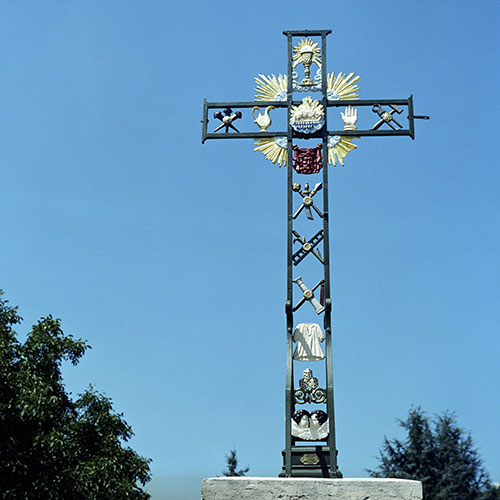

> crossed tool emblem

[
  {"left": 293, "top": 276, "right": 325, "bottom": 315},
  {"left": 371, "top": 104, "right": 403, "bottom": 130},
  {"left": 292, "top": 229, "right": 324, "bottom": 265},
  {"left": 213, "top": 107, "right": 242, "bottom": 133},
  {"left": 292, "top": 182, "right": 323, "bottom": 220}
]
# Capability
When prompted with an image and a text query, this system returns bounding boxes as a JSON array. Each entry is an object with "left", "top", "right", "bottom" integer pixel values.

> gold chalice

[{"left": 299, "top": 45, "right": 314, "bottom": 86}]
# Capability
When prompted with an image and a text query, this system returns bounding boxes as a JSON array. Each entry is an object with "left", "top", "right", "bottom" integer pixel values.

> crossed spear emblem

[{"left": 292, "top": 182, "right": 323, "bottom": 220}]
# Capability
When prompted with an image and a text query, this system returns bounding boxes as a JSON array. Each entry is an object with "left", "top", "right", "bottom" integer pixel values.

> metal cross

[{"left": 201, "top": 28, "right": 428, "bottom": 479}]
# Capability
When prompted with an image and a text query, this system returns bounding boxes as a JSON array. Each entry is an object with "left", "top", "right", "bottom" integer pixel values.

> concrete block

[{"left": 202, "top": 477, "right": 423, "bottom": 500}]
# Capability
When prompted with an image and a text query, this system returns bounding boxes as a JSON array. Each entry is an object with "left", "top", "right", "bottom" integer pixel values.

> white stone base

[{"left": 202, "top": 477, "right": 423, "bottom": 500}]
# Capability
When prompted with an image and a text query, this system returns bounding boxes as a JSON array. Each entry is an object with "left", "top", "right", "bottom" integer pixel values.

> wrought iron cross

[{"left": 201, "top": 29, "right": 428, "bottom": 479}]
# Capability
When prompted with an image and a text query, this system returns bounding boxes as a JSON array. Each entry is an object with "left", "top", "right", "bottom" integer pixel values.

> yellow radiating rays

[
  {"left": 292, "top": 38, "right": 321, "bottom": 69},
  {"left": 253, "top": 135, "right": 357, "bottom": 168},
  {"left": 254, "top": 74, "right": 287, "bottom": 102},
  {"left": 254, "top": 138, "right": 288, "bottom": 167},
  {"left": 328, "top": 137, "right": 357, "bottom": 166},
  {"left": 327, "top": 72, "right": 360, "bottom": 100},
  {"left": 253, "top": 74, "right": 288, "bottom": 166},
  {"left": 253, "top": 68, "right": 360, "bottom": 167},
  {"left": 254, "top": 72, "right": 359, "bottom": 101}
]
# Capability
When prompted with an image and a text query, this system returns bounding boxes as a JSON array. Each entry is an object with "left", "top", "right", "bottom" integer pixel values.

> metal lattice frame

[{"left": 201, "top": 28, "right": 428, "bottom": 478}]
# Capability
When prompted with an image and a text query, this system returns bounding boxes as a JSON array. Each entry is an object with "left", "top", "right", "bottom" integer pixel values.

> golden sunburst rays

[
  {"left": 255, "top": 72, "right": 360, "bottom": 101},
  {"left": 254, "top": 137, "right": 288, "bottom": 167},
  {"left": 327, "top": 136, "right": 357, "bottom": 166},
  {"left": 292, "top": 38, "right": 321, "bottom": 69},
  {"left": 253, "top": 74, "right": 287, "bottom": 164},
  {"left": 326, "top": 72, "right": 359, "bottom": 165},
  {"left": 253, "top": 66, "right": 360, "bottom": 166},
  {"left": 254, "top": 74, "right": 287, "bottom": 101},
  {"left": 327, "top": 72, "right": 360, "bottom": 100},
  {"left": 254, "top": 135, "right": 357, "bottom": 167}
]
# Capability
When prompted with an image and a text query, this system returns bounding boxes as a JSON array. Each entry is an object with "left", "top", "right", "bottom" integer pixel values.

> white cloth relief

[{"left": 293, "top": 323, "right": 325, "bottom": 361}]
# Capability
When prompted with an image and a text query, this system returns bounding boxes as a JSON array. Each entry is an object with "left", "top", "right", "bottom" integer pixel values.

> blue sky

[{"left": 1, "top": 2, "right": 499, "bottom": 499}]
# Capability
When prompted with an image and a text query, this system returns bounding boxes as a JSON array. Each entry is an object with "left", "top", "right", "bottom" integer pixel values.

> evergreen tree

[
  {"left": 369, "top": 407, "right": 497, "bottom": 500},
  {"left": 0, "top": 291, "right": 151, "bottom": 499},
  {"left": 222, "top": 449, "right": 249, "bottom": 477}
]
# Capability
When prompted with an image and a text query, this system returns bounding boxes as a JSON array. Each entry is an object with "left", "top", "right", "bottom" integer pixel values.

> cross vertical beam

[
  {"left": 320, "top": 31, "right": 340, "bottom": 478},
  {"left": 284, "top": 30, "right": 294, "bottom": 478},
  {"left": 282, "top": 29, "right": 341, "bottom": 478}
]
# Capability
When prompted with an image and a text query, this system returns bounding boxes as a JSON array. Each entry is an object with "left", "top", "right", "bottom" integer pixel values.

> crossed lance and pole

[
  {"left": 291, "top": 179, "right": 325, "bottom": 313},
  {"left": 292, "top": 276, "right": 325, "bottom": 315},
  {"left": 291, "top": 182, "right": 324, "bottom": 267},
  {"left": 292, "top": 229, "right": 324, "bottom": 266}
]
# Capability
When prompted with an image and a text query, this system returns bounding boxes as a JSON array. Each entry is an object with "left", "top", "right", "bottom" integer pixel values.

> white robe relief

[{"left": 293, "top": 323, "right": 325, "bottom": 361}]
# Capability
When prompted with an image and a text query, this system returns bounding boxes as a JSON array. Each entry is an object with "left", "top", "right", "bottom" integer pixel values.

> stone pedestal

[
  {"left": 279, "top": 446, "right": 341, "bottom": 477},
  {"left": 202, "top": 477, "right": 423, "bottom": 500}
]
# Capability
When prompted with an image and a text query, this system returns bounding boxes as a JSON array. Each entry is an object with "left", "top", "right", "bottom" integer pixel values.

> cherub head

[
  {"left": 310, "top": 410, "right": 328, "bottom": 429},
  {"left": 292, "top": 409, "right": 310, "bottom": 428}
]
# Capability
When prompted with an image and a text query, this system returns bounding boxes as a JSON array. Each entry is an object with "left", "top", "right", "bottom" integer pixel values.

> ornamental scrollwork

[{"left": 295, "top": 387, "right": 327, "bottom": 404}]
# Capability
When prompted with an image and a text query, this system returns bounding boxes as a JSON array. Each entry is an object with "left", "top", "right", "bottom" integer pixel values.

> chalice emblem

[{"left": 292, "top": 38, "right": 321, "bottom": 86}]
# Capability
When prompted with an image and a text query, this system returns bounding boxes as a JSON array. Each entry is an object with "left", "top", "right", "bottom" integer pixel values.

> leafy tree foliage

[
  {"left": 0, "top": 291, "right": 151, "bottom": 499},
  {"left": 222, "top": 449, "right": 249, "bottom": 477},
  {"left": 492, "top": 484, "right": 500, "bottom": 499},
  {"left": 369, "top": 407, "right": 497, "bottom": 500}
]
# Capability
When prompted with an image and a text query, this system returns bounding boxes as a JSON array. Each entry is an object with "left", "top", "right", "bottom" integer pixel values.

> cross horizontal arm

[
  {"left": 202, "top": 99, "right": 288, "bottom": 143},
  {"left": 203, "top": 129, "right": 412, "bottom": 143},
  {"left": 283, "top": 29, "right": 332, "bottom": 36},
  {"left": 202, "top": 95, "right": 428, "bottom": 142},
  {"left": 327, "top": 98, "right": 411, "bottom": 107},
  {"left": 204, "top": 99, "right": 288, "bottom": 109},
  {"left": 329, "top": 129, "right": 412, "bottom": 137},
  {"left": 205, "top": 97, "right": 413, "bottom": 108},
  {"left": 203, "top": 131, "right": 287, "bottom": 142}
]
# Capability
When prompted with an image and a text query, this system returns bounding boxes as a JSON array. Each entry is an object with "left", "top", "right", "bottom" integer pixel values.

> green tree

[
  {"left": 0, "top": 291, "right": 151, "bottom": 499},
  {"left": 492, "top": 484, "right": 500, "bottom": 499},
  {"left": 222, "top": 449, "right": 249, "bottom": 477},
  {"left": 369, "top": 407, "right": 497, "bottom": 500}
]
